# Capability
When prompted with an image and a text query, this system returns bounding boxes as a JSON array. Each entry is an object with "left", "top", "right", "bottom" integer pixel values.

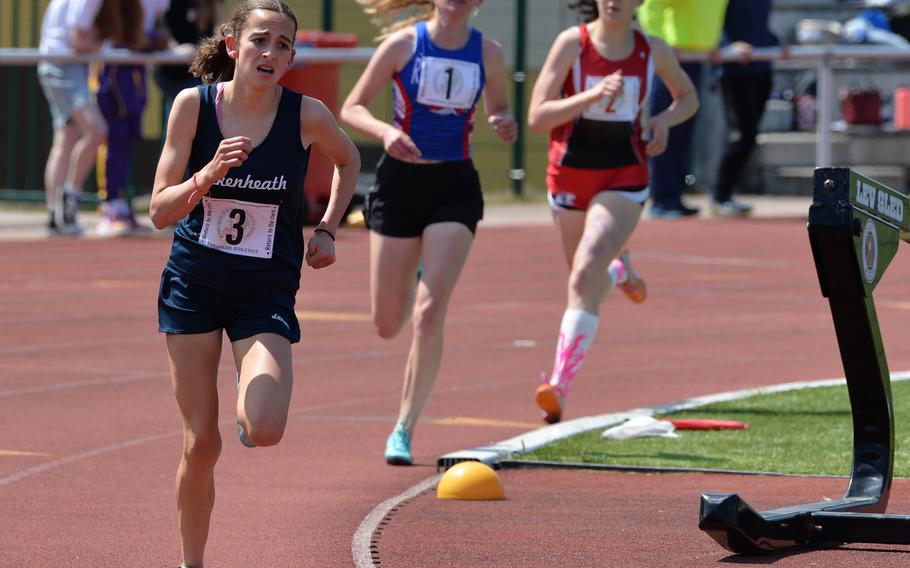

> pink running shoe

[{"left": 614, "top": 250, "right": 647, "bottom": 304}]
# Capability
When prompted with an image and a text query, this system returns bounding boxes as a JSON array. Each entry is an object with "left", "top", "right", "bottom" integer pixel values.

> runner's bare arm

[
  {"left": 528, "top": 28, "right": 605, "bottom": 133},
  {"left": 644, "top": 35, "right": 699, "bottom": 156},
  {"left": 481, "top": 36, "right": 518, "bottom": 143},
  {"left": 301, "top": 96, "right": 361, "bottom": 269},
  {"left": 340, "top": 29, "right": 421, "bottom": 161},
  {"left": 149, "top": 88, "right": 252, "bottom": 228}
]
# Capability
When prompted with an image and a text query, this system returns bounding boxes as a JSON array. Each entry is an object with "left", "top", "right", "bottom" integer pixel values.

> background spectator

[
  {"left": 94, "top": 0, "right": 170, "bottom": 236},
  {"left": 637, "top": 0, "right": 728, "bottom": 218},
  {"left": 709, "top": 0, "right": 778, "bottom": 217},
  {"left": 153, "top": 0, "right": 224, "bottom": 123},
  {"left": 38, "top": 0, "right": 143, "bottom": 235}
]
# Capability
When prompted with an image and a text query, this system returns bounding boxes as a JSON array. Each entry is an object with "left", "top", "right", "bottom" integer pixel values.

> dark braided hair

[
  {"left": 189, "top": 0, "right": 298, "bottom": 84},
  {"left": 569, "top": 0, "right": 598, "bottom": 23}
]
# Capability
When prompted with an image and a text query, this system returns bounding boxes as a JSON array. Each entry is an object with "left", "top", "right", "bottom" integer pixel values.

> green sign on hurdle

[{"left": 698, "top": 167, "right": 910, "bottom": 554}]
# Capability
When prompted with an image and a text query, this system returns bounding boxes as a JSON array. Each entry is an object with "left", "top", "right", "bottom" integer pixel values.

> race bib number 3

[
  {"left": 582, "top": 75, "right": 641, "bottom": 122},
  {"left": 198, "top": 196, "right": 279, "bottom": 259},
  {"left": 416, "top": 56, "right": 481, "bottom": 109}
]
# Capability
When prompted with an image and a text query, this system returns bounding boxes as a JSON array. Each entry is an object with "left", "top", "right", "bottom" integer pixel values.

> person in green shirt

[{"left": 637, "top": 0, "right": 728, "bottom": 218}]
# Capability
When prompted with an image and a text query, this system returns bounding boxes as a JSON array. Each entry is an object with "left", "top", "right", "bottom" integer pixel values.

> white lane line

[
  {"left": 0, "top": 431, "right": 176, "bottom": 487},
  {"left": 352, "top": 474, "right": 441, "bottom": 568},
  {"left": 436, "top": 371, "right": 910, "bottom": 470},
  {"left": 0, "top": 388, "right": 454, "bottom": 488},
  {"left": 639, "top": 252, "right": 798, "bottom": 268},
  {"left": 0, "top": 346, "right": 531, "bottom": 400},
  {"left": 0, "top": 372, "right": 164, "bottom": 398}
]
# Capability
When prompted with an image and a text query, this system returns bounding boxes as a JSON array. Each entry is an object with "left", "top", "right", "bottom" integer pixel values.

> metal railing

[
  {"left": 1, "top": 43, "right": 909, "bottom": 201},
  {"left": 0, "top": 47, "right": 375, "bottom": 203},
  {"left": 4, "top": 43, "right": 902, "bottom": 171},
  {"left": 683, "top": 44, "right": 910, "bottom": 168},
  {"left": 0, "top": 47, "right": 375, "bottom": 66}
]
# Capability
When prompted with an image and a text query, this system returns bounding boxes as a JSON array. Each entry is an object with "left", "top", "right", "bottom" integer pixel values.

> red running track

[{"left": 3, "top": 215, "right": 910, "bottom": 566}]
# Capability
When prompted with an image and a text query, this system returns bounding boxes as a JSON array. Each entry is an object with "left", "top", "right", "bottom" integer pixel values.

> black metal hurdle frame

[{"left": 699, "top": 167, "right": 910, "bottom": 554}]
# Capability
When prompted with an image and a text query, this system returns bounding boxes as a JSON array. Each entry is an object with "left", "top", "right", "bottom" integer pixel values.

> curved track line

[
  {"left": 359, "top": 371, "right": 910, "bottom": 565},
  {"left": 352, "top": 474, "right": 441, "bottom": 568}
]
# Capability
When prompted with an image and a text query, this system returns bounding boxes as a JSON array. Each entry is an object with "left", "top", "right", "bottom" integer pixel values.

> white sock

[{"left": 549, "top": 309, "right": 599, "bottom": 396}]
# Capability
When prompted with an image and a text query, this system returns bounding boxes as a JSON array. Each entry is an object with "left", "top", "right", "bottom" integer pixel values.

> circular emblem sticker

[
  {"left": 861, "top": 219, "right": 878, "bottom": 284},
  {"left": 216, "top": 207, "right": 257, "bottom": 246}
]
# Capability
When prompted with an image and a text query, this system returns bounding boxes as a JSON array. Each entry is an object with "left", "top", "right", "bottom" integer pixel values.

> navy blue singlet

[{"left": 165, "top": 84, "right": 310, "bottom": 294}]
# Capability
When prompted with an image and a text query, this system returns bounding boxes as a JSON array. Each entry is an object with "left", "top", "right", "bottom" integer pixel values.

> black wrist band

[{"left": 314, "top": 228, "right": 335, "bottom": 241}]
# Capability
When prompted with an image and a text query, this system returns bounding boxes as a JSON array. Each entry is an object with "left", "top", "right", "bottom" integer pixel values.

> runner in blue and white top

[
  {"left": 341, "top": 0, "right": 517, "bottom": 467},
  {"left": 391, "top": 20, "right": 485, "bottom": 161},
  {"left": 148, "top": 2, "right": 359, "bottom": 566}
]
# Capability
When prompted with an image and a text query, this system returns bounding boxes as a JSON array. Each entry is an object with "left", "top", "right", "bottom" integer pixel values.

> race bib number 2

[
  {"left": 198, "top": 196, "right": 279, "bottom": 259},
  {"left": 416, "top": 56, "right": 481, "bottom": 109},
  {"left": 582, "top": 75, "right": 641, "bottom": 122}
]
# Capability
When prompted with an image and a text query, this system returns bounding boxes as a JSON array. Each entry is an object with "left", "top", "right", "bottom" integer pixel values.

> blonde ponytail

[{"left": 356, "top": 0, "right": 436, "bottom": 39}]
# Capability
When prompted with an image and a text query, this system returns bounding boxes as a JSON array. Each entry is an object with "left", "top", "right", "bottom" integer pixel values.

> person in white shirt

[{"left": 37, "top": 0, "right": 142, "bottom": 235}]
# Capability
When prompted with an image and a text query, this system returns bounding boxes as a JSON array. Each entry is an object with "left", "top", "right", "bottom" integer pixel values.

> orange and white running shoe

[
  {"left": 615, "top": 250, "right": 647, "bottom": 304},
  {"left": 535, "top": 383, "right": 565, "bottom": 424}
]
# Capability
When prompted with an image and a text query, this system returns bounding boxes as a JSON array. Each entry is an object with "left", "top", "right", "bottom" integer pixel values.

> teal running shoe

[
  {"left": 237, "top": 422, "right": 256, "bottom": 448},
  {"left": 384, "top": 426, "right": 413, "bottom": 466},
  {"left": 236, "top": 373, "right": 256, "bottom": 448}
]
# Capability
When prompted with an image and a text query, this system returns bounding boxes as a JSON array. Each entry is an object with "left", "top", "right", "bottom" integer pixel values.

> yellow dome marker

[{"left": 437, "top": 461, "right": 506, "bottom": 501}]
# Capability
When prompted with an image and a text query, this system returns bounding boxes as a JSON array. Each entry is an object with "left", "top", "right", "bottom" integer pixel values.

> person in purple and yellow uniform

[
  {"left": 149, "top": 2, "right": 359, "bottom": 566},
  {"left": 94, "top": 0, "right": 170, "bottom": 236},
  {"left": 341, "top": 0, "right": 518, "bottom": 466}
]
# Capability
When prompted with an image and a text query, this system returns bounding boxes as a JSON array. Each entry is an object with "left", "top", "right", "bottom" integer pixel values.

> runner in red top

[
  {"left": 527, "top": 0, "right": 698, "bottom": 423},
  {"left": 547, "top": 24, "right": 652, "bottom": 210}
]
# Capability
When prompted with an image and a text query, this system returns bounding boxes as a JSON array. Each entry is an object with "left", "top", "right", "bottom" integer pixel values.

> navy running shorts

[
  {"left": 364, "top": 155, "right": 484, "bottom": 237},
  {"left": 157, "top": 268, "right": 301, "bottom": 343}
]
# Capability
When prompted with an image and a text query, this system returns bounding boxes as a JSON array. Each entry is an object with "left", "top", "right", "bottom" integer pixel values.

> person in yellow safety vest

[
  {"left": 637, "top": 0, "right": 727, "bottom": 53},
  {"left": 636, "top": 0, "right": 728, "bottom": 218}
]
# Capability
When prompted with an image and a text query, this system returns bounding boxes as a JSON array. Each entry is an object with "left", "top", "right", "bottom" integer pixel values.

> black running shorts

[{"left": 364, "top": 155, "right": 484, "bottom": 237}]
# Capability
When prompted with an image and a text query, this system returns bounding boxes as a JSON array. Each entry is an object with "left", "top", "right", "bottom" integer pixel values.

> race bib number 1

[
  {"left": 198, "top": 196, "right": 279, "bottom": 259},
  {"left": 416, "top": 56, "right": 481, "bottom": 109},
  {"left": 582, "top": 75, "right": 641, "bottom": 122}
]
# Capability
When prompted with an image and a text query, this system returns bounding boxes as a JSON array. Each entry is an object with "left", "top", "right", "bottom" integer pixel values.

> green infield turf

[{"left": 515, "top": 380, "right": 910, "bottom": 477}]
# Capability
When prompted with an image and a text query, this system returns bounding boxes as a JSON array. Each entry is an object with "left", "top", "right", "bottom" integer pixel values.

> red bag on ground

[{"left": 840, "top": 86, "right": 882, "bottom": 125}]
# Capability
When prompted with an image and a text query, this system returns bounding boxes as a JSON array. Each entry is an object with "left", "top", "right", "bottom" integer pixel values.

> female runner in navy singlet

[
  {"left": 528, "top": 0, "right": 698, "bottom": 423},
  {"left": 149, "top": 2, "right": 359, "bottom": 565},
  {"left": 341, "top": 0, "right": 517, "bottom": 466}
]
